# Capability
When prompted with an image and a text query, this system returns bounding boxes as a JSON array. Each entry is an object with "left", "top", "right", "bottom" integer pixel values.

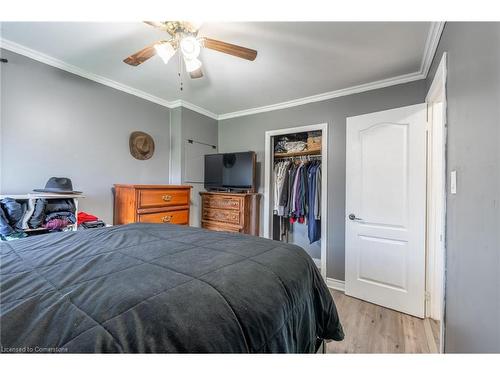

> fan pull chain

[{"left": 177, "top": 51, "right": 184, "bottom": 91}]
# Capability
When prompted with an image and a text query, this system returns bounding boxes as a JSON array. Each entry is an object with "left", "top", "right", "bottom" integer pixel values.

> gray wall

[
  {"left": 169, "top": 106, "right": 218, "bottom": 226},
  {"left": 169, "top": 107, "right": 183, "bottom": 185},
  {"left": 218, "top": 80, "right": 426, "bottom": 280},
  {"left": 426, "top": 22, "right": 500, "bottom": 353},
  {"left": 0, "top": 49, "right": 171, "bottom": 224}
]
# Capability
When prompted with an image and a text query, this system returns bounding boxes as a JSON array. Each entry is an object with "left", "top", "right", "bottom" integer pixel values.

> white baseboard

[{"left": 326, "top": 278, "right": 345, "bottom": 292}]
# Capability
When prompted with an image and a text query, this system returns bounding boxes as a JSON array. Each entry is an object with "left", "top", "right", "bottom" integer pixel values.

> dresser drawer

[
  {"left": 202, "top": 208, "right": 241, "bottom": 225},
  {"left": 138, "top": 189, "right": 189, "bottom": 209},
  {"left": 202, "top": 195, "right": 242, "bottom": 211},
  {"left": 138, "top": 209, "right": 189, "bottom": 225},
  {"left": 202, "top": 221, "right": 240, "bottom": 233}
]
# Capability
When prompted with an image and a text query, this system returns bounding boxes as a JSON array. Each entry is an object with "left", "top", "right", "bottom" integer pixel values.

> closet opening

[{"left": 264, "top": 123, "right": 328, "bottom": 279}]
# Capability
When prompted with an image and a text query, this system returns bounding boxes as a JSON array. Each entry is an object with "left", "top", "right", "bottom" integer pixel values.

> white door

[{"left": 345, "top": 104, "right": 426, "bottom": 318}]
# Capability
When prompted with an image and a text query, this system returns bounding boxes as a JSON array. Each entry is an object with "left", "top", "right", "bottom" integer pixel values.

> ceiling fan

[{"left": 123, "top": 21, "right": 257, "bottom": 79}]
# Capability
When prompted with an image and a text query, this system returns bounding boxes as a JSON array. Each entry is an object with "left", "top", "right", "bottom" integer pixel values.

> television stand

[
  {"left": 207, "top": 187, "right": 232, "bottom": 193},
  {"left": 199, "top": 191, "right": 261, "bottom": 236},
  {"left": 207, "top": 187, "right": 255, "bottom": 194}
]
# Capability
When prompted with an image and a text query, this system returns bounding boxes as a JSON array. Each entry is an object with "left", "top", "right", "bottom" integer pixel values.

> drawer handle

[
  {"left": 161, "top": 215, "right": 173, "bottom": 223},
  {"left": 162, "top": 195, "right": 173, "bottom": 202}
]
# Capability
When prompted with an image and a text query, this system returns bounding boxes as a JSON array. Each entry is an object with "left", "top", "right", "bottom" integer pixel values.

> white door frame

[
  {"left": 264, "top": 123, "right": 328, "bottom": 279},
  {"left": 425, "top": 52, "right": 447, "bottom": 353}
]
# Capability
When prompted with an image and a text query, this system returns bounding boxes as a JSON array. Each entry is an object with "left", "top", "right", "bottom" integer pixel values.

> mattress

[{"left": 0, "top": 223, "right": 343, "bottom": 353}]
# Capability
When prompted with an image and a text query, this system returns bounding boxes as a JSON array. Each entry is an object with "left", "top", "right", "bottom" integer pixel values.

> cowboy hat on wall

[{"left": 129, "top": 131, "right": 155, "bottom": 160}]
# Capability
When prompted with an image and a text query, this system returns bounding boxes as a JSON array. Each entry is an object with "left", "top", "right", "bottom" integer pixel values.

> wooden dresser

[
  {"left": 114, "top": 185, "right": 192, "bottom": 226},
  {"left": 200, "top": 192, "right": 261, "bottom": 235}
]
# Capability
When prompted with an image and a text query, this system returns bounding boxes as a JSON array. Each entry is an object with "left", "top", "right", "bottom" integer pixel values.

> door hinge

[{"left": 425, "top": 291, "right": 431, "bottom": 301}]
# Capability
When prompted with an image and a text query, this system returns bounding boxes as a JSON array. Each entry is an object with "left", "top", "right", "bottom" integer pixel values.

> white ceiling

[{"left": 1, "top": 22, "right": 434, "bottom": 117}]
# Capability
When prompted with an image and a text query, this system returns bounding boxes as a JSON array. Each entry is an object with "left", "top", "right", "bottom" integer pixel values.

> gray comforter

[{"left": 0, "top": 223, "right": 343, "bottom": 353}]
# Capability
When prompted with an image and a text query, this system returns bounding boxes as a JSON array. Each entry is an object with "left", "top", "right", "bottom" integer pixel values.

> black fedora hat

[{"left": 34, "top": 177, "right": 82, "bottom": 194}]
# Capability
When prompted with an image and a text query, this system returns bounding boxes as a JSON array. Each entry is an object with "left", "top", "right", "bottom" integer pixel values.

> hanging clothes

[
  {"left": 314, "top": 164, "right": 321, "bottom": 220},
  {"left": 284, "top": 162, "right": 299, "bottom": 218},
  {"left": 273, "top": 157, "right": 322, "bottom": 244},
  {"left": 307, "top": 161, "right": 321, "bottom": 243},
  {"left": 278, "top": 163, "right": 290, "bottom": 216},
  {"left": 290, "top": 162, "right": 302, "bottom": 222},
  {"left": 291, "top": 161, "right": 308, "bottom": 224},
  {"left": 273, "top": 160, "right": 291, "bottom": 216}
]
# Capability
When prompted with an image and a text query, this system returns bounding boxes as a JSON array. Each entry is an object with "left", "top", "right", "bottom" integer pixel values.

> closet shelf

[{"left": 274, "top": 149, "right": 322, "bottom": 159}]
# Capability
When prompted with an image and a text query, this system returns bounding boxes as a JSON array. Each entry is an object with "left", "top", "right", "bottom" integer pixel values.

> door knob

[{"left": 348, "top": 213, "right": 363, "bottom": 221}]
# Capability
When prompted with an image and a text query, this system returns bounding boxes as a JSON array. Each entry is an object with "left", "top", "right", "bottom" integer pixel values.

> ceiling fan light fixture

[
  {"left": 154, "top": 42, "right": 176, "bottom": 64},
  {"left": 180, "top": 36, "right": 201, "bottom": 60},
  {"left": 186, "top": 21, "right": 203, "bottom": 31},
  {"left": 183, "top": 57, "right": 202, "bottom": 73}
]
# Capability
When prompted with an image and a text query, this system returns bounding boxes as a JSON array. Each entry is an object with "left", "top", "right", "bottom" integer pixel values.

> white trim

[
  {"left": 1, "top": 22, "right": 444, "bottom": 121},
  {"left": 0, "top": 38, "right": 219, "bottom": 120},
  {"left": 218, "top": 71, "right": 425, "bottom": 120},
  {"left": 425, "top": 52, "right": 447, "bottom": 354},
  {"left": 218, "top": 22, "right": 445, "bottom": 120},
  {"left": 426, "top": 51, "right": 447, "bottom": 104},
  {"left": 263, "top": 123, "right": 328, "bottom": 279},
  {"left": 320, "top": 124, "right": 328, "bottom": 279},
  {"left": 1, "top": 38, "right": 172, "bottom": 108},
  {"left": 170, "top": 99, "right": 218, "bottom": 120},
  {"left": 420, "top": 22, "right": 445, "bottom": 77},
  {"left": 326, "top": 278, "right": 345, "bottom": 292}
]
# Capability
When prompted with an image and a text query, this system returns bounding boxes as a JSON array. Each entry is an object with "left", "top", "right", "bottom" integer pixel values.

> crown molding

[
  {"left": 218, "top": 70, "right": 426, "bottom": 120},
  {"left": 169, "top": 99, "right": 219, "bottom": 120},
  {"left": 168, "top": 100, "right": 183, "bottom": 109},
  {"left": 0, "top": 38, "right": 176, "bottom": 109},
  {"left": 1, "top": 22, "right": 445, "bottom": 122},
  {"left": 1, "top": 37, "right": 221, "bottom": 120},
  {"left": 218, "top": 22, "right": 445, "bottom": 120},
  {"left": 181, "top": 100, "right": 219, "bottom": 120},
  {"left": 420, "top": 21, "right": 445, "bottom": 77}
]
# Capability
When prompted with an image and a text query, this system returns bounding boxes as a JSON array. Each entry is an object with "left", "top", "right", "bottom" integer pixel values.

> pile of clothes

[
  {"left": 273, "top": 159, "right": 322, "bottom": 244},
  {"left": 0, "top": 198, "right": 28, "bottom": 240},
  {"left": 274, "top": 133, "right": 308, "bottom": 154},
  {"left": 0, "top": 197, "right": 77, "bottom": 240},
  {"left": 40, "top": 199, "right": 77, "bottom": 230},
  {"left": 78, "top": 212, "right": 106, "bottom": 229}
]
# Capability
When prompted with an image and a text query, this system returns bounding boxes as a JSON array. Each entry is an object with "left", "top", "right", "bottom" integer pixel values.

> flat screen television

[{"left": 204, "top": 151, "right": 256, "bottom": 191}]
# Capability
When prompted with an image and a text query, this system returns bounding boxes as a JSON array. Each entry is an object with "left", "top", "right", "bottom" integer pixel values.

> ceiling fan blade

[
  {"left": 202, "top": 38, "right": 257, "bottom": 61},
  {"left": 189, "top": 67, "right": 204, "bottom": 79},
  {"left": 143, "top": 21, "right": 165, "bottom": 29},
  {"left": 123, "top": 42, "right": 159, "bottom": 66}
]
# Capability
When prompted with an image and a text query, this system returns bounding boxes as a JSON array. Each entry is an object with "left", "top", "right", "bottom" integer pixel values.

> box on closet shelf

[{"left": 307, "top": 131, "right": 322, "bottom": 151}]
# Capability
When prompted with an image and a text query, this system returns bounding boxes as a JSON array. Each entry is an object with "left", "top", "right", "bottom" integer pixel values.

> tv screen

[{"left": 204, "top": 152, "right": 256, "bottom": 191}]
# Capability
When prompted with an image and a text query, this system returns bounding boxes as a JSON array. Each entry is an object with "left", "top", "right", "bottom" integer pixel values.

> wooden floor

[{"left": 327, "top": 289, "right": 440, "bottom": 353}]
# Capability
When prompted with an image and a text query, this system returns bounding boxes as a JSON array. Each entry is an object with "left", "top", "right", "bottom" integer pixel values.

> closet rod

[{"left": 275, "top": 155, "right": 322, "bottom": 161}]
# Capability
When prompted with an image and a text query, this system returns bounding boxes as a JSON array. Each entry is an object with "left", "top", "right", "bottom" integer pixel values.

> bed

[{"left": 0, "top": 223, "right": 343, "bottom": 353}]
